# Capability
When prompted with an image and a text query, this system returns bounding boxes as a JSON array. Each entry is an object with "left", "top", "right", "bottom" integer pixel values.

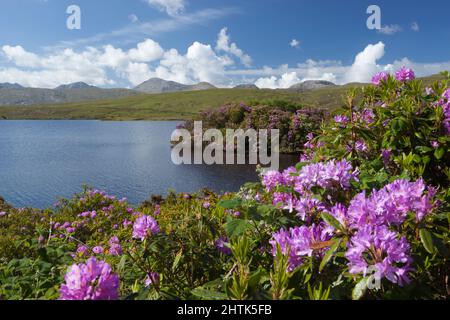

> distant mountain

[
  {"left": 134, "top": 78, "right": 216, "bottom": 94},
  {"left": 189, "top": 82, "right": 217, "bottom": 91},
  {"left": 55, "top": 82, "right": 96, "bottom": 90},
  {"left": 0, "top": 85, "right": 141, "bottom": 106},
  {"left": 0, "top": 83, "right": 24, "bottom": 90},
  {"left": 289, "top": 80, "right": 337, "bottom": 91},
  {"left": 234, "top": 84, "right": 259, "bottom": 90}
]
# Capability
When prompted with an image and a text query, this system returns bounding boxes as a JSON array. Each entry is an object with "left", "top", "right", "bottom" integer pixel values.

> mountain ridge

[{"left": 134, "top": 78, "right": 216, "bottom": 94}]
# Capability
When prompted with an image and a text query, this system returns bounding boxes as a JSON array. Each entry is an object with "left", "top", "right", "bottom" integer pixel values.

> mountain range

[{"left": 0, "top": 78, "right": 337, "bottom": 106}]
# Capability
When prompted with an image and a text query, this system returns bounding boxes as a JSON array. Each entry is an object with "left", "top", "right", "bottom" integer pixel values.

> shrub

[{"left": 0, "top": 68, "right": 448, "bottom": 300}]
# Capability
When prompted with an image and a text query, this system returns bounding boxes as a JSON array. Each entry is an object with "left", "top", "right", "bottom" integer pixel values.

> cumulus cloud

[
  {"left": 1, "top": 38, "right": 450, "bottom": 89},
  {"left": 2, "top": 45, "right": 41, "bottom": 68},
  {"left": 0, "top": 35, "right": 234, "bottom": 87},
  {"left": 255, "top": 72, "right": 300, "bottom": 89},
  {"left": 128, "top": 39, "right": 164, "bottom": 62},
  {"left": 216, "top": 27, "right": 252, "bottom": 67},
  {"left": 152, "top": 42, "right": 232, "bottom": 86},
  {"left": 290, "top": 39, "right": 300, "bottom": 48},
  {"left": 344, "top": 42, "right": 385, "bottom": 83},
  {"left": 145, "top": 0, "right": 185, "bottom": 17},
  {"left": 378, "top": 24, "right": 402, "bottom": 35}
]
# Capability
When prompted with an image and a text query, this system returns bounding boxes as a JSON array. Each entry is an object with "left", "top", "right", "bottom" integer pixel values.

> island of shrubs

[{"left": 0, "top": 68, "right": 448, "bottom": 300}]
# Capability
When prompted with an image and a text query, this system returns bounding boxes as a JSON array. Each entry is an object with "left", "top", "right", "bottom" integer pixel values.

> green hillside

[{"left": 0, "top": 74, "right": 444, "bottom": 121}]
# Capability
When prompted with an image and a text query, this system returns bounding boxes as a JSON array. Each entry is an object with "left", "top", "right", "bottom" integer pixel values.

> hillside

[
  {"left": 134, "top": 78, "right": 216, "bottom": 94},
  {"left": 0, "top": 74, "right": 445, "bottom": 121},
  {"left": 0, "top": 87, "right": 349, "bottom": 120},
  {"left": 0, "top": 83, "right": 141, "bottom": 106}
]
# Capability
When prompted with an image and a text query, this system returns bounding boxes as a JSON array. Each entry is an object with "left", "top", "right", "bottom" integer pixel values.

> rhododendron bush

[
  {"left": 180, "top": 101, "right": 327, "bottom": 154},
  {"left": 0, "top": 68, "right": 448, "bottom": 300}
]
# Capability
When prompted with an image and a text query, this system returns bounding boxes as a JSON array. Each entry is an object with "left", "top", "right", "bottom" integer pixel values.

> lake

[{"left": 0, "top": 121, "right": 298, "bottom": 208}]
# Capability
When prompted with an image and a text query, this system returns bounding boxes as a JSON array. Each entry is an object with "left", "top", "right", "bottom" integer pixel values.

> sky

[{"left": 0, "top": 0, "right": 449, "bottom": 89}]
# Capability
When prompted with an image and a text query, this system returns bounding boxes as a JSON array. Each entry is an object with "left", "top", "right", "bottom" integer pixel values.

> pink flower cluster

[{"left": 60, "top": 257, "right": 119, "bottom": 300}]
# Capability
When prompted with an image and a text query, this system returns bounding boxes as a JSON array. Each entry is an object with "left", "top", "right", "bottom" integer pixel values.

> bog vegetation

[{"left": 0, "top": 68, "right": 449, "bottom": 300}]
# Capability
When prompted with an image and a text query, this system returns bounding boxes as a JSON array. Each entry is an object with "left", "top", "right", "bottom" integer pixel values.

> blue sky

[{"left": 0, "top": 0, "right": 449, "bottom": 88}]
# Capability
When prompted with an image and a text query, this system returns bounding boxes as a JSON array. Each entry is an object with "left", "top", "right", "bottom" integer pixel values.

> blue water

[{"left": 0, "top": 121, "right": 296, "bottom": 208}]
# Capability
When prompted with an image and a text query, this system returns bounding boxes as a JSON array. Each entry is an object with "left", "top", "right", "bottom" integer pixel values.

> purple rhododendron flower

[
  {"left": 334, "top": 114, "right": 349, "bottom": 124},
  {"left": 270, "top": 223, "right": 333, "bottom": 271},
  {"left": 347, "top": 179, "right": 436, "bottom": 227},
  {"left": 76, "top": 245, "right": 89, "bottom": 257},
  {"left": 355, "top": 140, "right": 368, "bottom": 152},
  {"left": 38, "top": 235, "right": 45, "bottom": 244},
  {"left": 282, "top": 167, "right": 298, "bottom": 186},
  {"left": 108, "top": 236, "right": 122, "bottom": 256},
  {"left": 381, "top": 149, "right": 392, "bottom": 166},
  {"left": 295, "top": 159, "right": 358, "bottom": 192},
  {"left": 442, "top": 88, "right": 450, "bottom": 101},
  {"left": 361, "top": 108, "right": 375, "bottom": 124},
  {"left": 395, "top": 67, "right": 415, "bottom": 82},
  {"left": 203, "top": 201, "right": 211, "bottom": 209},
  {"left": 215, "top": 237, "right": 231, "bottom": 255},
  {"left": 262, "top": 170, "right": 285, "bottom": 191},
  {"left": 431, "top": 141, "right": 439, "bottom": 149},
  {"left": 93, "top": 246, "right": 104, "bottom": 254},
  {"left": 293, "top": 196, "right": 325, "bottom": 221},
  {"left": 425, "top": 87, "right": 435, "bottom": 95},
  {"left": 327, "top": 203, "right": 350, "bottom": 230},
  {"left": 60, "top": 257, "right": 120, "bottom": 300},
  {"left": 132, "top": 215, "right": 160, "bottom": 241},
  {"left": 345, "top": 225, "right": 412, "bottom": 286},
  {"left": 442, "top": 90, "right": 450, "bottom": 134},
  {"left": 145, "top": 272, "right": 160, "bottom": 288},
  {"left": 372, "top": 71, "right": 389, "bottom": 86}
]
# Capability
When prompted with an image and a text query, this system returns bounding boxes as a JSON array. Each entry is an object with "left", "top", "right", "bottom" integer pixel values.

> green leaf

[
  {"left": 434, "top": 236, "right": 450, "bottom": 258},
  {"left": 191, "top": 288, "right": 228, "bottom": 300},
  {"left": 415, "top": 146, "right": 432, "bottom": 154},
  {"left": 224, "top": 219, "right": 250, "bottom": 237},
  {"left": 352, "top": 278, "right": 368, "bottom": 300},
  {"left": 321, "top": 212, "right": 345, "bottom": 233},
  {"left": 172, "top": 249, "right": 183, "bottom": 271},
  {"left": 319, "top": 239, "right": 341, "bottom": 273},
  {"left": 434, "top": 147, "right": 445, "bottom": 160},
  {"left": 218, "top": 198, "right": 242, "bottom": 209},
  {"left": 256, "top": 204, "right": 276, "bottom": 217},
  {"left": 419, "top": 229, "right": 435, "bottom": 254}
]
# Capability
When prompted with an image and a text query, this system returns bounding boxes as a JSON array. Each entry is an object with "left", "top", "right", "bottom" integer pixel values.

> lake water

[{"left": 0, "top": 121, "right": 298, "bottom": 208}]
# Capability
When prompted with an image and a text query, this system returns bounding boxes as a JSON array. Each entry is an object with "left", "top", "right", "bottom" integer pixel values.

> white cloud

[
  {"left": 255, "top": 72, "right": 300, "bottom": 89},
  {"left": 216, "top": 27, "right": 252, "bottom": 67},
  {"left": 378, "top": 24, "right": 403, "bottom": 35},
  {"left": 144, "top": 0, "right": 185, "bottom": 17},
  {"left": 152, "top": 42, "right": 232, "bottom": 86},
  {"left": 1, "top": 38, "right": 450, "bottom": 90},
  {"left": 129, "top": 14, "right": 139, "bottom": 23},
  {"left": 0, "top": 36, "right": 234, "bottom": 88},
  {"left": 411, "top": 22, "right": 420, "bottom": 32},
  {"left": 290, "top": 39, "right": 300, "bottom": 48},
  {"left": 2, "top": 45, "right": 41, "bottom": 68},
  {"left": 344, "top": 42, "right": 385, "bottom": 83},
  {"left": 128, "top": 39, "right": 164, "bottom": 62}
]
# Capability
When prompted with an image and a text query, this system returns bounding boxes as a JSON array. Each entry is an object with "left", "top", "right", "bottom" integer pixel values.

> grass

[{"left": 0, "top": 74, "right": 444, "bottom": 121}]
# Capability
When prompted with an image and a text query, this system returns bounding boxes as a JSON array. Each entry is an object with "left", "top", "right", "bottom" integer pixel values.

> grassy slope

[{"left": 0, "top": 74, "right": 444, "bottom": 121}]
